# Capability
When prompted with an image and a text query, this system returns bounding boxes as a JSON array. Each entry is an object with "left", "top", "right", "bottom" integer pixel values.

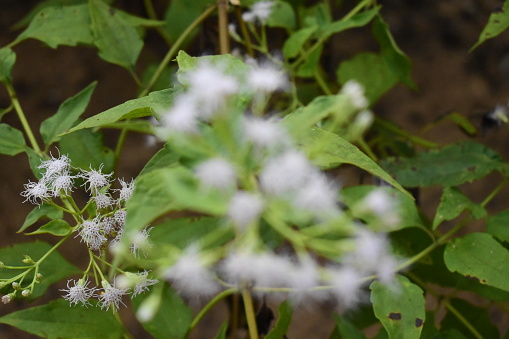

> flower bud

[
  {"left": 22, "top": 255, "right": 35, "bottom": 265},
  {"left": 35, "top": 273, "right": 43, "bottom": 283},
  {"left": 21, "top": 289, "right": 31, "bottom": 297},
  {"left": 11, "top": 282, "right": 20, "bottom": 290}
]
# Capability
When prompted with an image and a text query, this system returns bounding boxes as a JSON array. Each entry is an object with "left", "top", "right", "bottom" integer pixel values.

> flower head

[
  {"left": 227, "top": 191, "right": 265, "bottom": 229},
  {"left": 98, "top": 280, "right": 129, "bottom": 311},
  {"left": 130, "top": 227, "right": 153, "bottom": 258},
  {"left": 194, "top": 157, "right": 236, "bottom": 190},
  {"left": 39, "top": 154, "right": 71, "bottom": 179},
  {"left": 242, "top": 1, "right": 274, "bottom": 24},
  {"left": 21, "top": 179, "right": 51, "bottom": 205},
  {"left": 115, "top": 178, "right": 135, "bottom": 204},
  {"left": 341, "top": 80, "right": 368, "bottom": 110},
  {"left": 247, "top": 62, "right": 288, "bottom": 93},
  {"left": 80, "top": 165, "right": 113, "bottom": 194},
  {"left": 50, "top": 174, "right": 75, "bottom": 197},
  {"left": 60, "top": 279, "right": 96, "bottom": 307},
  {"left": 243, "top": 117, "right": 289, "bottom": 150}
]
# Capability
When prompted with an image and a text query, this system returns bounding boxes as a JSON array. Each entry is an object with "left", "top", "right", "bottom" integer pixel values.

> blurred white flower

[
  {"left": 242, "top": 0, "right": 274, "bottom": 24},
  {"left": 195, "top": 157, "right": 236, "bottom": 190},
  {"left": 293, "top": 173, "right": 339, "bottom": 216},
  {"left": 341, "top": 80, "right": 368, "bottom": 110},
  {"left": 247, "top": 62, "right": 288, "bottom": 93},
  {"left": 243, "top": 117, "right": 289, "bottom": 149},
  {"left": 228, "top": 191, "right": 265, "bottom": 229},
  {"left": 160, "top": 95, "right": 199, "bottom": 134},
  {"left": 330, "top": 266, "right": 363, "bottom": 309}
]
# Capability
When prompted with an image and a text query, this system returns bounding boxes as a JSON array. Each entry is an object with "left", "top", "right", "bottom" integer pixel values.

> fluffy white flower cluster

[{"left": 61, "top": 273, "right": 158, "bottom": 311}]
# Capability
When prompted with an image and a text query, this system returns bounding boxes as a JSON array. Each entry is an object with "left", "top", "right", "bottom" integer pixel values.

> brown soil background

[{"left": 2, "top": 0, "right": 509, "bottom": 338}]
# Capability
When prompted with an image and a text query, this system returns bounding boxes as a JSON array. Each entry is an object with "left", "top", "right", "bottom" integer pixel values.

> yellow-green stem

[
  {"left": 217, "top": 0, "right": 230, "bottom": 54},
  {"left": 444, "top": 300, "right": 483, "bottom": 339},
  {"left": 188, "top": 288, "right": 236, "bottom": 332},
  {"left": 242, "top": 288, "right": 259, "bottom": 339}
]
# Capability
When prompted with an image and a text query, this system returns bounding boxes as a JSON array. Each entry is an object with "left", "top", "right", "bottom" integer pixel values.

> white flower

[
  {"left": 50, "top": 174, "right": 75, "bottom": 196},
  {"left": 60, "top": 279, "right": 96, "bottom": 307},
  {"left": 80, "top": 165, "right": 113, "bottom": 194},
  {"left": 341, "top": 80, "right": 368, "bottom": 110},
  {"left": 488, "top": 104, "right": 509, "bottom": 125},
  {"left": 292, "top": 173, "right": 339, "bottom": 216},
  {"left": 115, "top": 178, "right": 135, "bottom": 203},
  {"left": 242, "top": 0, "right": 274, "bottom": 24},
  {"left": 247, "top": 62, "right": 288, "bottom": 93},
  {"left": 243, "top": 117, "right": 289, "bottom": 149},
  {"left": 101, "top": 216, "right": 116, "bottom": 235},
  {"left": 21, "top": 179, "right": 51, "bottom": 205},
  {"left": 1, "top": 295, "right": 11, "bottom": 304},
  {"left": 98, "top": 280, "right": 129, "bottom": 311},
  {"left": 116, "top": 271, "right": 159, "bottom": 298},
  {"left": 39, "top": 154, "right": 71, "bottom": 179},
  {"left": 330, "top": 267, "right": 363, "bottom": 309},
  {"left": 259, "top": 150, "right": 314, "bottom": 195},
  {"left": 132, "top": 272, "right": 159, "bottom": 298},
  {"left": 228, "top": 191, "right": 265, "bottom": 229},
  {"left": 160, "top": 95, "right": 199, "bottom": 134},
  {"left": 165, "top": 248, "right": 219, "bottom": 297},
  {"left": 130, "top": 227, "right": 153, "bottom": 258},
  {"left": 113, "top": 209, "right": 127, "bottom": 229},
  {"left": 92, "top": 193, "right": 113, "bottom": 210},
  {"left": 194, "top": 157, "right": 236, "bottom": 190},
  {"left": 77, "top": 219, "right": 107, "bottom": 251}
]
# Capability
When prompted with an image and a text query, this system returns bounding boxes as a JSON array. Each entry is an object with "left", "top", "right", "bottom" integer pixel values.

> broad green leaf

[
  {"left": 318, "top": 8, "right": 379, "bottom": 39},
  {"left": 337, "top": 52, "right": 399, "bottom": 104},
  {"left": 124, "top": 166, "right": 229, "bottom": 238},
  {"left": 0, "top": 241, "right": 79, "bottom": 298},
  {"left": 440, "top": 298, "right": 499, "bottom": 338},
  {"left": 164, "top": 0, "right": 215, "bottom": 43},
  {"left": 487, "top": 209, "right": 509, "bottom": 243},
  {"left": 300, "top": 128, "right": 410, "bottom": 198},
  {"left": 0, "top": 299, "right": 126, "bottom": 339},
  {"left": 300, "top": 3, "right": 332, "bottom": 28},
  {"left": 471, "top": 0, "right": 509, "bottom": 51},
  {"left": 283, "top": 26, "right": 318, "bottom": 60},
  {"left": 370, "top": 275, "right": 425, "bottom": 339},
  {"left": 132, "top": 284, "right": 192, "bottom": 339},
  {"left": 138, "top": 143, "right": 180, "bottom": 177},
  {"left": 25, "top": 146, "right": 45, "bottom": 179},
  {"left": 67, "top": 88, "right": 177, "bottom": 133},
  {"left": 432, "top": 187, "right": 486, "bottom": 230},
  {"left": 341, "top": 185, "right": 421, "bottom": 231},
  {"left": 89, "top": 0, "right": 142, "bottom": 69},
  {"left": 150, "top": 217, "right": 233, "bottom": 250},
  {"left": 18, "top": 204, "right": 63, "bottom": 233},
  {"left": 59, "top": 128, "right": 115, "bottom": 172},
  {"left": 295, "top": 44, "right": 323, "bottom": 78},
  {"left": 14, "top": 5, "right": 93, "bottom": 48},
  {"left": 0, "top": 48, "right": 15, "bottom": 85},
  {"left": 266, "top": 1, "right": 296, "bottom": 30},
  {"left": 372, "top": 15, "right": 416, "bottom": 89},
  {"left": 330, "top": 315, "right": 366, "bottom": 339},
  {"left": 266, "top": 301, "right": 293, "bottom": 339},
  {"left": 444, "top": 232, "right": 509, "bottom": 292},
  {"left": 26, "top": 219, "right": 72, "bottom": 236},
  {"left": 100, "top": 120, "right": 155, "bottom": 134},
  {"left": 40, "top": 82, "right": 97, "bottom": 147},
  {"left": 381, "top": 141, "right": 504, "bottom": 187},
  {"left": 0, "top": 123, "right": 26, "bottom": 156}
]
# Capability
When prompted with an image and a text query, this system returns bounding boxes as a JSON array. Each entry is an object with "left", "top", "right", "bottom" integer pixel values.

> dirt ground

[{"left": 2, "top": 0, "right": 509, "bottom": 338}]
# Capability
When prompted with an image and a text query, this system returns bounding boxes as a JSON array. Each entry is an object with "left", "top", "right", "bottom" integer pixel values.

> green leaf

[
  {"left": 300, "top": 128, "right": 411, "bottom": 198},
  {"left": 0, "top": 299, "right": 126, "bottom": 339},
  {"left": 0, "top": 241, "right": 79, "bottom": 298},
  {"left": 132, "top": 284, "right": 192, "bottom": 339},
  {"left": 266, "top": 301, "right": 293, "bottom": 339},
  {"left": 214, "top": 322, "right": 228, "bottom": 339},
  {"left": 487, "top": 209, "right": 509, "bottom": 243},
  {"left": 26, "top": 219, "right": 72, "bottom": 236},
  {"left": 101, "top": 120, "right": 155, "bottom": 134},
  {"left": 266, "top": 1, "right": 296, "bottom": 30},
  {"left": 138, "top": 143, "right": 180, "bottom": 177},
  {"left": 18, "top": 204, "right": 63, "bottom": 233},
  {"left": 14, "top": 5, "right": 93, "bottom": 48},
  {"left": 40, "top": 82, "right": 97, "bottom": 147},
  {"left": 67, "top": 88, "right": 177, "bottom": 133},
  {"left": 318, "top": 8, "right": 379, "bottom": 39},
  {"left": 59, "top": 128, "right": 115, "bottom": 172},
  {"left": 163, "top": 0, "right": 215, "bottom": 43},
  {"left": 25, "top": 146, "right": 45, "bottom": 179},
  {"left": 0, "top": 123, "right": 26, "bottom": 156},
  {"left": 150, "top": 217, "right": 233, "bottom": 250},
  {"left": 295, "top": 44, "right": 323, "bottom": 78},
  {"left": 124, "top": 167, "right": 229, "bottom": 238},
  {"left": 444, "top": 232, "right": 509, "bottom": 292},
  {"left": 89, "top": 0, "right": 142, "bottom": 69},
  {"left": 372, "top": 15, "right": 416, "bottom": 89},
  {"left": 0, "top": 48, "right": 16, "bottom": 85},
  {"left": 381, "top": 141, "right": 504, "bottom": 187},
  {"left": 337, "top": 52, "right": 399, "bottom": 104},
  {"left": 471, "top": 0, "right": 509, "bottom": 51},
  {"left": 330, "top": 315, "right": 366, "bottom": 339},
  {"left": 436, "top": 112, "right": 478, "bottom": 136},
  {"left": 432, "top": 187, "right": 486, "bottom": 230},
  {"left": 283, "top": 26, "right": 318, "bottom": 59},
  {"left": 341, "top": 185, "right": 422, "bottom": 231},
  {"left": 440, "top": 298, "right": 499, "bottom": 338},
  {"left": 370, "top": 275, "right": 425, "bottom": 339}
]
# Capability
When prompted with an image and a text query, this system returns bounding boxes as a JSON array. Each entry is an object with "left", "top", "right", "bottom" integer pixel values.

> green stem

[
  {"left": 242, "top": 288, "right": 259, "bottom": 339},
  {"left": 314, "top": 69, "right": 333, "bottom": 95},
  {"left": 357, "top": 138, "right": 378, "bottom": 161},
  {"left": 235, "top": 6, "right": 254, "bottom": 57},
  {"left": 6, "top": 83, "right": 41, "bottom": 154},
  {"left": 374, "top": 118, "right": 438, "bottom": 148},
  {"left": 444, "top": 300, "right": 483, "bottom": 339},
  {"left": 143, "top": 0, "right": 173, "bottom": 46},
  {"left": 37, "top": 235, "right": 70, "bottom": 263},
  {"left": 217, "top": 0, "right": 230, "bottom": 54},
  {"left": 188, "top": 288, "right": 236, "bottom": 332}
]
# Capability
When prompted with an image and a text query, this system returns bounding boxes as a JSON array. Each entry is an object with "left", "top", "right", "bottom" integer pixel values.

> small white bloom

[
  {"left": 247, "top": 62, "right": 288, "bottom": 93},
  {"left": 92, "top": 193, "right": 114, "bottom": 210},
  {"left": 39, "top": 154, "right": 71, "bottom": 179},
  {"left": 165, "top": 248, "right": 219, "bottom": 297},
  {"left": 1, "top": 295, "right": 11, "bottom": 304},
  {"left": 21, "top": 289, "right": 31, "bottom": 297},
  {"left": 130, "top": 227, "right": 153, "bottom": 258},
  {"left": 228, "top": 191, "right": 265, "bottom": 228},
  {"left": 21, "top": 179, "right": 51, "bottom": 205},
  {"left": 259, "top": 150, "right": 314, "bottom": 195},
  {"left": 341, "top": 80, "right": 368, "bottom": 110},
  {"left": 160, "top": 95, "right": 199, "bottom": 134},
  {"left": 101, "top": 216, "right": 116, "bottom": 235},
  {"left": 60, "top": 279, "right": 96, "bottom": 307},
  {"left": 98, "top": 280, "right": 129, "bottom": 311},
  {"left": 293, "top": 173, "right": 339, "bottom": 216},
  {"left": 50, "top": 174, "right": 75, "bottom": 196},
  {"left": 78, "top": 219, "right": 107, "bottom": 251},
  {"left": 132, "top": 271, "right": 159, "bottom": 298},
  {"left": 243, "top": 117, "right": 289, "bottom": 149},
  {"left": 330, "top": 267, "right": 363, "bottom": 309},
  {"left": 363, "top": 189, "right": 394, "bottom": 216},
  {"left": 195, "top": 157, "right": 236, "bottom": 190},
  {"left": 489, "top": 104, "right": 509, "bottom": 125},
  {"left": 113, "top": 209, "right": 127, "bottom": 229},
  {"left": 80, "top": 165, "right": 113, "bottom": 194},
  {"left": 115, "top": 178, "right": 135, "bottom": 203},
  {"left": 242, "top": 0, "right": 274, "bottom": 23}
]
